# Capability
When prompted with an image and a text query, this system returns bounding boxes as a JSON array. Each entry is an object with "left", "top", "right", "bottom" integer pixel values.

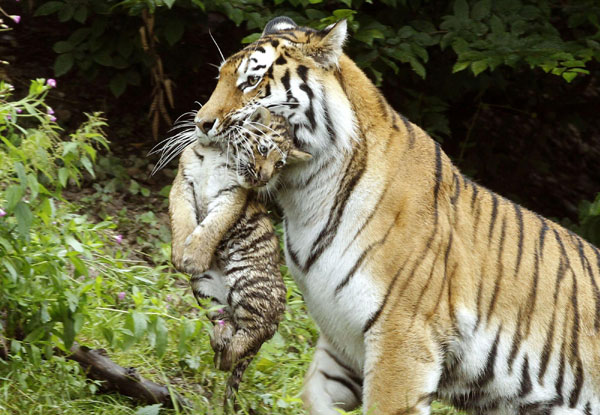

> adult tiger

[{"left": 185, "top": 16, "right": 600, "bottom": 415}]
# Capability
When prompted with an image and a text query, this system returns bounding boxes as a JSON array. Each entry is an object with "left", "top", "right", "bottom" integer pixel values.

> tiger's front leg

[
  {"left": 301, "top": 337, "right": 362, "bottom": 415},
  {"left": 362, "top": 321, "right": 443, "bottom": 415}
]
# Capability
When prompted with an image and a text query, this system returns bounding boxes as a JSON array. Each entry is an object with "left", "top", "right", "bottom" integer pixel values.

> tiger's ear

[
  {"left": 305, "top": 20, "right": 347, "bottom": 68},
  {"left": 263, "top": 16, "right": 298, "bottom": 35},
  {"left": 287, "top": 148, "right": 312, "bottom": 164}
]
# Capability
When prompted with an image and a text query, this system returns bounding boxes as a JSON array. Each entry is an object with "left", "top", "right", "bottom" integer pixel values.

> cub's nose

[{"left": 259, "top": 171, "right": 271, "bottom": 184}]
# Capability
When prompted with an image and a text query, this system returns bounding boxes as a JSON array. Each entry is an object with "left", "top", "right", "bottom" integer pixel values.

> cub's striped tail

[{"left": 223, "top": 352, "right": 257, "bottom": 413}]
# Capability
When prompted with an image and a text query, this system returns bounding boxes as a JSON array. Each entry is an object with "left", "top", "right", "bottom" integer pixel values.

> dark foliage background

[{"left": 2, "top": 0, "right": 600, "bottom": 241}]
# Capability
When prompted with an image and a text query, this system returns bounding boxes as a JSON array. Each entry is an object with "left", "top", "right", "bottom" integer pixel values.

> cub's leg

[
  {"left": 363, "top": 325, "right": 442, "bottom": 415},
  {"left": 189, "top": 270, "right": 235, "bottom": 360},
  {"left": 301, "top": 337, "right": 362, "bottom": 415},
  {"left": 182, "top": 186, "right": 248, "bottom": 274}
]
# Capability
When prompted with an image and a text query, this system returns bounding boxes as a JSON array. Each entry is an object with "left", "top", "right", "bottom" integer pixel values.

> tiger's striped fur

[
  {"left": 168, "top": 108, "right": 309, "bottom": 409},
  {"left": 186, "top": 16, "right": 600, "bottom": 415}
]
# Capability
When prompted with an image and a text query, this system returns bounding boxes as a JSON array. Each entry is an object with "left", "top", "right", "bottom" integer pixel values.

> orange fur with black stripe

[{"left": 181, "top": 16, "right": 600, "bottom": 415}]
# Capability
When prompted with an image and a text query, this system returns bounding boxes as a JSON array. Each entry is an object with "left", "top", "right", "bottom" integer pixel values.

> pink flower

[
  {"left": 117, "top": 291, "right": 126, "bottom": 301},
  {"left": 49, "top": 115, "right": 57, "bottom": 122},
  {"left": 47, "top": 107, "right": 54, "bottom": 115},
  {"left": 5, "top": 115, "right": 11, "bottom": 121},
  {"left": 217, "top": 308, "right": 224, "bottom": 314},
  {"left": 16, "top": 108, "right": 22, "bottom": 113},
  {"left": 166, "top": 294, "right": 173, "bottom": 302},
  {"left": 11, "top": 16, "right": 20, "bottom": 24},
  {"left": 114, "top": 234, "right": 123, "bottom": 244},
  {"left": 217, "top": 320, "right": 225, "bottom": 326},
  {"left": 0, "top": 208, "right": 6, "bottom": 217},
  {"left": 46, "top": 79, "right": 57, "bottom": 88}
]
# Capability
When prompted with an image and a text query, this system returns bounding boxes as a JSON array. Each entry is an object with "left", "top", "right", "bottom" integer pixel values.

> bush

[
  {"left": 26, "top": 0, "right": 600, "bottom": 138},
  {"left": 0, "top": 78, "right": 181, "bottom": 361}
]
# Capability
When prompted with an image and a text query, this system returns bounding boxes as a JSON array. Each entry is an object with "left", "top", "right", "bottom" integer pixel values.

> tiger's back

[{"left": 351, "top": 109, "right": 600, "bottom": 413}]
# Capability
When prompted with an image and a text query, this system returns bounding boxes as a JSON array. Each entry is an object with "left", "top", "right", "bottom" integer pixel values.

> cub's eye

[
  {"left": 275, "top": 160, "right": 285, "bottom": 169},
  {"left": 256, "top": 144, "right": 269, "bottom": 156},
  {"left": 257, "top": 144, "right": 269, "bottom": 155},
  {"left": 247, "top": 75, "right": 260, "bottom": 87}
]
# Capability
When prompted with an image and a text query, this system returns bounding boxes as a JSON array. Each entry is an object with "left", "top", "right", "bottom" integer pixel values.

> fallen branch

[{"left": 67, "top": 343, "right": 191, "bottom": 409}]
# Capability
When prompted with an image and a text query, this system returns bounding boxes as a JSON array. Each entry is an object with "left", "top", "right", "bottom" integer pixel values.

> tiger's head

[{"left": 194, "top": 17, "right": 357, "bottom": 157}]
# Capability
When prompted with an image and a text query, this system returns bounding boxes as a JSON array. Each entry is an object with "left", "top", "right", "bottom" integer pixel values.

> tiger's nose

[{"left": 196, "top": 119, "right": 216, "bottom": 134}]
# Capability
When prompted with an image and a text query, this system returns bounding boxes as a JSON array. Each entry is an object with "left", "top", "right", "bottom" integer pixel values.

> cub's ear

[
  {"left": 247, "top": 106, "right": 272, "bottom": 132},
  {"left": 304, "top": 19, "right": 347, "bottom": 68},
  {"left": 287, "top": 148, "right": 312, "bottom": 164}
]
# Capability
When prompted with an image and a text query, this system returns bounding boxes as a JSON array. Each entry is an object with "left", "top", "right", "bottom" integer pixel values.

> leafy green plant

[
  {"left": 576, "top": 193, "right": 600, "bottom": 246},
  {"left": 0, "top": 78, "right": 178, "bottom": 360}
]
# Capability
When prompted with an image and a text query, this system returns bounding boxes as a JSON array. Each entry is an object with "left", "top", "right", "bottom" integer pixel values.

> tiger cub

[{"left": 168, "top": 107, "right": 311, "bottom": 408}]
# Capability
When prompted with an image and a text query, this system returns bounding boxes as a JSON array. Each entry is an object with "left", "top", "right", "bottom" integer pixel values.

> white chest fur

[{"left": 278, "top": 164, "right": 380, "bottom": 372}]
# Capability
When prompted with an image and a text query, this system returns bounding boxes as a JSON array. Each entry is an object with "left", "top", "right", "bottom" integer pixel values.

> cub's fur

[
  {"left": 184, "top": 16, "right": 600, "bottom": 415},
  {"left": 168, "top": 108, "right": 309, "bottom": 407}
]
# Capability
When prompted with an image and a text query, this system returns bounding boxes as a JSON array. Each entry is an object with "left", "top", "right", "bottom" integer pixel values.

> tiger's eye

[
  {"left": 247, "top": 75, "right": 260, "bottom": 86},
  {"left": 258, "top": 144, "right": 269, "bottom": 155}
]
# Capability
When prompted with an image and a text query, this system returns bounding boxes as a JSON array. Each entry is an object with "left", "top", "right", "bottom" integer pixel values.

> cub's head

[
  {"left": 194, "top": 16, "right": 356, "bottom": 156},
  {"left": 235, "top": 107, "right": 311, "bottom": 191}
]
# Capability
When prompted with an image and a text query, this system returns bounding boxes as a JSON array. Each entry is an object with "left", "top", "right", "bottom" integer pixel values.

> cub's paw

[
  {"left": 181, "top": 243, "right": 213, "bottom": 275},
  {"left": 211, "top": 320, "right": 235, "bottom": 371}
]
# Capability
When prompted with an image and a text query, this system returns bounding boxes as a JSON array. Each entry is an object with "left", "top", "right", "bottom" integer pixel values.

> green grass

[{"left": 0, "top": 266, "right": 463, "bottom": 414}]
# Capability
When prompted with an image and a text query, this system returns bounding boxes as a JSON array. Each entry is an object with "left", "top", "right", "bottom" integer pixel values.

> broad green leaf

[
  {"left": 164, "top": 20, "right": 185, "bottom": 46},
  {"left": 14, "top": 162, "right": 27, "bottom": 190},
  {"left": 35, "top": 1, "right": 63, "bottom": 16},
  {"left": 66, "top": 236, "right": 84, "bottom": 253},
  {"left": 471, "top": 0, "right": 491, "bottom": 20},
  {"left": 131, "top": 311, "right": 148, "bottom": 339},
  {"left": 5, "top": 185, "right": 24, "bottom": 211},
  {"left": 332, "top": 9, "right": 356, "bottom": 20},
  {"left": 80, "top": 156, "right": 95, "bottom": 177},
  {"left": 54, "top": 53, "right": 74, "bottom": 77},
  {"left": 242, "top": 33, "right": 261, "bottom": 44},
  {"left": 452, "top": 61, "right": 470, "bottom": 73},
  {"left": 73, "top": 5, "right": 87, "bottom": 23},
  {"left": 69, "top": 28, "right": 91, "bottom": 45},
  {"left": 409, "top": 57, "right": 426, "bottom": 78},
  {"left": 109, "top": 75, "right": 127, "bottom": 97},
  {"left": 453, "top": 0, "right": 469, "bottom": 20},
  {"left": 62, "top": 141, "right": 78, "bottom": 156},
  {"left": 562, "top": 71, "right": 577, "bottom": 83},
  {"left": 471, "top": 60, "right": 488, "bottom": 76},
  {"left": 27, "top": 174, "right": 39, "bottom": 201},
  {"left": 2, "top": 259, "right": 18, "bottom": 283},
  {"left": 490, "top": 15, "right": 504, "bottom": 34},
  {"left": 355, "top": 28, "right": 385, "bottom": 46},
  {"left": 58, "top": 3, "right": 74, "bottom": 21},
  {"left": 155, "top": 317, "right": 168, "bottom": 357},
  {"left": 14, "top": 202, "right": 33, "bottom": 239},
  {"left": 135, "top": 404, "right": 162, "bottom": 415},
  {"left": 63, "top": 314, "right": 76, "bottom": 349},
  {"left": 58, "top": 167, "right": 69, "bottom": 187},
  {"left": 53, "top": 41, "right": 74, "bottom": 54},
  {"left": 93, "top": 50, "right": 113, "bottom": 67}
]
